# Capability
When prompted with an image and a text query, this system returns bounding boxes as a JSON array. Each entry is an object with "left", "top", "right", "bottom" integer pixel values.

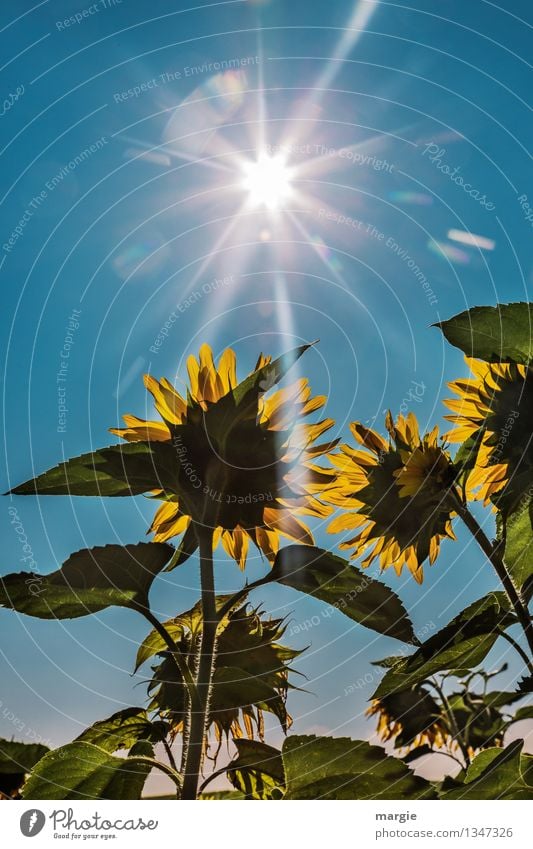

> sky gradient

[{"left": 1, "top": 0, "right": 532, "bottom": 793}]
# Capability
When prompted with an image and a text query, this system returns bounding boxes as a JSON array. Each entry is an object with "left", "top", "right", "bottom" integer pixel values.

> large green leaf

[
  {"left": 440, "top": 740, "right": 533, "bottom": 799},
  {"left": 435, "top": 303, "right": 533, "bottom": 364},
  {"left": 373, "top": 592, "right": 515, "bottom": 699},
  {"left": 0, "top": 739, "right": 50, "bottom": 799},
  {"left": 226, "top": 739, "right": 285, "bottom": 800},
  {"left": 74, "top": 708, "right": 167, "bottom": 753},
  {"left": 22, "top": 742, "right": 153, "bottom": 800},
  {"left": 272, "top": 546, "right": 416, "bottom": 644},
  {"left": 9, "top": 441, "right": 177, "bottom": 497},
  {"left": 0, "top": 542, "right": 174, "bottom": 618},
  {"left": 281, "top": 735, "right": 436, "bottom": 799}
]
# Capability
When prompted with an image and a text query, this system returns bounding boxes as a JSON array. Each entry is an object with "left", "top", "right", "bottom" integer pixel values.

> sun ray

[{"left": 281, "top": 0, "right": 380, "bottom": 150}]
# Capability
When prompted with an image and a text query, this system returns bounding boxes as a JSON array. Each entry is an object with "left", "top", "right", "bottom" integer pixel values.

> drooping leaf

[
  {"left": 22, "top": 742, "right": 153, "bottom": 800},
  {"left": 281, "top": 735, "right": 436, "bottom": 799},
  {"left": 401, "top": 745, "right": 434, "bottom": 763},
  {"left": 9, "top": 441, "right": 177, "bottom": 497},
  {"left": 272, "top": 546, "right": 416, "bottom": 644},
  {"left": 74, "top": 708, "right": 167, "bottom": 753},
  {"left": 226, "top": 739, "right": 285, "bottom": 800},
  {"left": 0, "top": 542, "right": 174, "bottom": 619},
  {"left": 440, "top": 740, "right": 533, "bottom": 799},
  {"left": 373, "top": 592, "right": 516, "bottom": 699},
  {"left": 435, "top": 303, "right": 533, "bottom": 364}
]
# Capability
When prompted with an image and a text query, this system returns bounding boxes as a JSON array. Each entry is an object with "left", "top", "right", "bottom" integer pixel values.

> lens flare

[
  {"left": 242, "top": 155, "right": 293, "bottom": 209},
  {"left": 427, "top": 239, "right": 470, "bottom": 265}
]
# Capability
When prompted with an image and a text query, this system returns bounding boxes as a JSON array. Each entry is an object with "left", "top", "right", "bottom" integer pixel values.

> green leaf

[
  {"left": 0, "top": 739, "right": 50, "bottom": 775},
  {"left": 501, "top": 490, "right": 533, "bottom": 589},
  {"left": 373, "top": 592, "right": 515, "bottom": 698},
  {"left": 134, "top": 594, "right": 237, "bottom": 671},
  {"left": 213, "top": 343, "right": 313, "bottom": 446},
  {"left": 401, "top": 745, "right": 434, "bottom": 763},
  {"left": 509, "top": 705, "right": 533, "bottom": 723},
  {"left": 211, "top": 667, "right": 289, "bottom": 731},
  {"left": 228, "top": 343, "right": 312, "bottom": 410},
  {"left": 9, "top": 441, "right": 177, "bottom": 497},
  {"left": 22, "top": 742, "right": 153, "bottom": 800},
  {"left": 163, "top": 522, "right": 198, "bottom": 572},
  {"left": 272, "top": 545, "right": 417, "bottom": 644},
  {"left": 226, "top": 739, "right": 285, "bottom": 800},
  {"left": 440, "top": 740, "right": 533, "bottom": 799},
  {"left": 0, "top": 542, "right": 174, "bottom": 618},
  {"left": 281, "top": 735, "right": 436, "bottom": 799},
  {"left": 435, "top": 303, "right": 533, "bottom": 364},
  {"left": 0, "top": 739, "right": 51, "bottom": 799},
  {"left": 484, "top": 690, "right": 528, "bottom": 709},
  {"left": 453, "top": 430, "right": 485, "bottom": 490},
  {"left": 74, "top": 708, "right": 167, "bottom": 753}
]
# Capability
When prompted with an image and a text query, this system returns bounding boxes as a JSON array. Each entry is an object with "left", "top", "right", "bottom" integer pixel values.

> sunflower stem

[
  {"left": 427, "top": 677, "right": 470, "bottom": 768},
  {"left": 456, "top": 502, "right": 533, "bottom": 658},
  {"left": 181, "top": 525, "right": 217, "bottom": 800}
]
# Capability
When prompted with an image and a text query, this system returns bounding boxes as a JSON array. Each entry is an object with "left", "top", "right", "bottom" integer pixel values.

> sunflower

[
  {"left": 145, "top": 600, "right": 300, "bottom": 753},
  {"left": 444, "top": 357, "right": 533, "bottom": 504},
  {"left": 110, "top": 344, "right": 336, "bottom": 569},
  {"left": 366, "top": 689, "right": 450, "bottom": 752},
  {"left": 327, "top": 412, "right": 456, "bottom": 583}
]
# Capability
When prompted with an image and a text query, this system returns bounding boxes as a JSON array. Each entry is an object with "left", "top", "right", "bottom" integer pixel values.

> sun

[{"left": 241, "top": 154, "right": 293, "bottom": 210}]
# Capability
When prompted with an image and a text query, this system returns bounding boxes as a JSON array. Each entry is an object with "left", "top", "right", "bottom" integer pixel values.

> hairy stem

[
  {"left": 163, "top": 739, "right": 179, "bottom": 774},
  {"left": 181, "top": 526, "right": 217, "bottom": 800},
  {"left": 456, "top": 501, "right": 533, "bottom": 657}
]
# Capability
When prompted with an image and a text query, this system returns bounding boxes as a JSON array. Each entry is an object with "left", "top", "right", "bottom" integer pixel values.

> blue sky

[{"left": 1, "top": 0, "right": 532, "bottom": 792}]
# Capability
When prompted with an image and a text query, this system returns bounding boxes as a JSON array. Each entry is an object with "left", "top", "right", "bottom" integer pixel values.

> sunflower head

[
  {"left": 327, "top": 412, "right": 456, "bottom": 583},
  {"left": 110, "top": 344, "right": 336, "bottom": 569},
  {"left": 366, "top": 688, "right": 449, "bottom": 752},
  {"left": 444, "top": 356, "right": 533, "bottom": 504},
  {"left": 147, "top": 600, "right": 301, "bottom": 754}
]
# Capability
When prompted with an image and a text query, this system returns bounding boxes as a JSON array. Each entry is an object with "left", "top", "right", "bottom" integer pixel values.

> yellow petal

[{"left": 263, "top": 508, "right": 314, "bottom": 545}]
